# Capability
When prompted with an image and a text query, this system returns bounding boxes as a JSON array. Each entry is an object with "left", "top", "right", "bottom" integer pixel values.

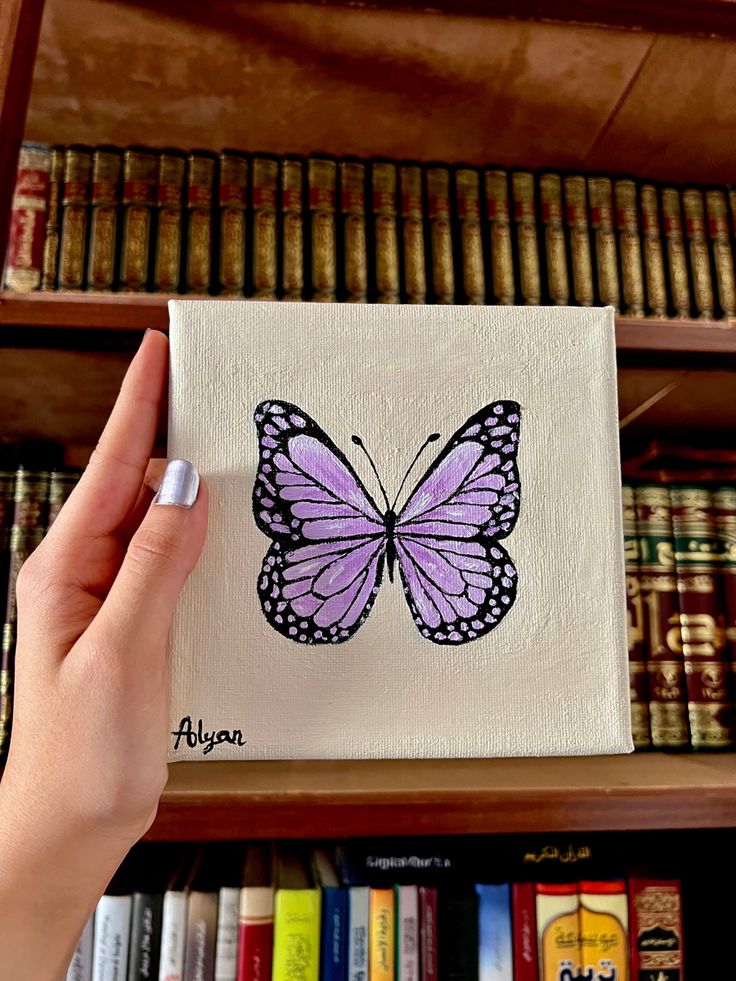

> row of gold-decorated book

[
  {"left": 66, "top": 837, "right": 685, "bottom": 981},
  {"left": 4, "top": 141, "right": 736, "bottom": 318}
]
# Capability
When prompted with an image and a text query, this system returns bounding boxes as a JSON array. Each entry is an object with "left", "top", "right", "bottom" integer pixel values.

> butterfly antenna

[
  {"left": 391, "top": 433, "right": 441, "bottom": 511},
  {"left": 351, "top": 435, "right": 391, "bottom": 512}
]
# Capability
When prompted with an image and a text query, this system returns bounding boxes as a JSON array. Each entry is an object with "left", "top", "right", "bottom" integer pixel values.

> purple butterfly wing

[
  {"left": 254, "top": 400, "right": 386, "bottom": 644},
  {"left": 395, "top": 401, "right": 521, "bottom": 645}
]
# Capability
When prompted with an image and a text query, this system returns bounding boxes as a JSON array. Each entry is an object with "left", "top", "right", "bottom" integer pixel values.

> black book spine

[
  {"left": 438, "top": 889, "right": 479, "bottom": 981},
  {"left": 127, "top": 892, "right": 163, "bottom": 981}
]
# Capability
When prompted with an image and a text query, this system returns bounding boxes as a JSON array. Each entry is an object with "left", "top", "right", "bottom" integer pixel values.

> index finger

[{"left": 49, "top": 329, "right": 169, "bottom": 543}]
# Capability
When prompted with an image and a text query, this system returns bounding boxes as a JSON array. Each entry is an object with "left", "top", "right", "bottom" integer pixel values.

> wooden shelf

[
  {"left": 147, "top": 753, "right": 736, "bottom": 840},
  {"left": 2, "top": 292, "right": 736, "bottom": 354}
]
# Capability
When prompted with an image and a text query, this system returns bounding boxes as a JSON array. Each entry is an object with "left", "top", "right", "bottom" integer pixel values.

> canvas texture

[{"left": 167, "top": 300, "right": 632, "bottom": 760}]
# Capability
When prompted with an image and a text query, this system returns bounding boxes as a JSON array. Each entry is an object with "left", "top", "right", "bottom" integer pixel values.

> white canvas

[{"left": 167, "top": 300, "right": 631, "bottom": 760}]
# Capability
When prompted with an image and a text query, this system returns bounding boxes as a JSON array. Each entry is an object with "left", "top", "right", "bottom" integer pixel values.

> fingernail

[{"left": 154, "top": 460, "right": 200, "bottom": 508}]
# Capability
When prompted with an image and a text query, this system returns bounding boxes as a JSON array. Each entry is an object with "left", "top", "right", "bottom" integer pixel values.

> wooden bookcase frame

[{"left": 1, "top": 0, "right": 735, "bottom": 840}]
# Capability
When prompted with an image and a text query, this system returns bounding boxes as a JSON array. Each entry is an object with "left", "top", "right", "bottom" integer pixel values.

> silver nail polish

[{"left": 154, "top": 459, "right": 200, "bottom": 508}]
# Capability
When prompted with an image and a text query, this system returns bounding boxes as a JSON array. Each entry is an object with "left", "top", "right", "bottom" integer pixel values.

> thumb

[{"left": 92, "top": 460, "right": 208, "bottom": 659}]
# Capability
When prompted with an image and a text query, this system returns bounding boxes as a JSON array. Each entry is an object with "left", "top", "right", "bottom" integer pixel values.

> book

[
  {"left": 41, "top": 145, "right": 64, "bottom": 290},
  {"left": 578, "top": 881, "right": 628, "bottom": 981},
  {"left": 0, "top": 456, "right": 17, "bottom": 631},
  {"left": 159, "top": 864, "right": 189, "bottom": 981},
  {"left": 634, "top": 484, "right": 689, "bottom": 750},
  {"left": 660, "top": 187, "right": 691, "bottom": 318},
  {"left": 92, "top": 894, "right": 133, "bottom": 981},
  {"left": 562, "top": 174, "right": 594, "bottom": 307},
  {"left": 476, "top": 883, "right": 511, "bottom": 981},
  {"left": 128, "top": 892, "right": 163, "bottom": 981},
  {"left": 251, "top": 155, "right": 279, "bottom": 299},
  {"left": 622, "top": 483, "right": 650, "bottom": 750},
  {"left": 536, "top": 883, "right": 580, "bottom": 981},
  {"left": 237, "top": 844, "right": 274, "bottom": 981},
  {"left": 670, "top": 485, "right": 735, "bottom": 748},
  {"left": 372, "top": 160, "right": 400, "bottom": 304},
  {"left": 272, "top": 850, "right": 321, "bottom": 981},
  {"left": 308, "top": 156, "right": 338, "bottom": 302},
  {"left": 3, "top": 141, "right": 50, "bottom": 292},
  {"left": 119, "top": 147, "right": 157, "bottom": 292},
  {"left": 396, "top": 885, "right": 419, "bottom": 981},
  {"left": 340, "top": 159, "right": 368, "bottom": 303},
  {"left": 184, "top": 151, "right": 216, "bottom": 295},
  {"left": 280, "top": 157, "right": 305, "bottom": 302},
  {"left": 639, "top": 182, "right": 667, "bottom": 318},
  {"left": 166, "top": 302, "right": 630, "bottom": 761},
  {"left": 510, "top": 170, "right": 540, "bottom": 305},
  {"left": 153, "top": 150, "right": 186, "bottom": 294},
  {"left": 628, "top": 878, "right": 684, "bottom": 980},
  {"left": 538, "top": 171, "right": 568, "bottom": 306},
  {"left": 87, "top": 146, "right": 122, "bottom": 292},
  {"left": 47, "top": 468, "right": 80, "bottom": 528},
  {"left": 455, "top": 165, "right": 485, "bottom": 305},
  {"left": 682, "top": 187, "right": 714, "bottom": 319},
  {"left": 511, "top": 883, "right": 537, "bottom": 981},
  {"left": 183, "top": 852, "right": 219, "bottom": 981},
  {"left": 217, "top": 150, "right": 248, "bottom": 297},
  {"left": 312, "top": 847, "right": 347, "bottom": 981},
  {"left": 484, "top": 167, "right": 515, "bottom": 305},
  {"left": 705, "top": 187, "right": 736, "bottom": 319},
  {"left": 614, "top": 177, "right": 645, "bottom": 317},
  {"left": 67, "top": 916, "right": 95, "bottom": 981},
  {"left": 369, "top": 888, "right": 395, "bottom": 981},
  {"left": 426, "top": 164, "right": 454, "bottom": 303},
  {"left": 348, "top": 886, "right": 370, "bottom": 981},
  {"left": 214, "top": 887, "right": 239, "bottom": 981},
  {"left": 713, "top": 486, "right": 736, "bottom": 698},
  {"left": 588, "top": 175, "right": 620, "bottom": 310},
  {"left": 399, "top": 164, "right": 426, "bottom": 304},
  {"left": 418, "top": 887, "right": 438, "bottom": 981},
  {"left": 58, "top": 145, "right": 92, "bottom": 291}
]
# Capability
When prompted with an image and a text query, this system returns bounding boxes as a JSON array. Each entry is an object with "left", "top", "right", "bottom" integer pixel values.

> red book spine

[
  {"left": 419, "top": 886, "right": 438, "bottom": 981},
  {"left": 512, "top": 883, "right": 537, "bottom": 981},
  {"left": 628, "top": 878, "right": 684, "bottom": 980},
  {"left": 237, "top": 920, "right": 273, "bottom": 981},
  {"left": 4, "top": 142, "right": 51, "bottom": 292}
]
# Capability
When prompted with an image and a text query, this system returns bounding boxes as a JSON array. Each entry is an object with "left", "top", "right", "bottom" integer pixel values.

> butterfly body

[{"left": 253, "top": 399, "right": 521, "bottom": 646}]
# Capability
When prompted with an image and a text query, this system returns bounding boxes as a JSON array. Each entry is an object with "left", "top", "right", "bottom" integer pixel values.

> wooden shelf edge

[
  {"left": 145, "top": 754, "right": 736, "bottom": 839},
  {"left": 2, "top": 293, "right": 736, "bottom": 353}
]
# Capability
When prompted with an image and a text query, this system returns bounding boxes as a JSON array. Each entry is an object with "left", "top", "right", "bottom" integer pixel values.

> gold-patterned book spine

[
  {"left": 661, "top": 187, "right": 691, "bottom": 318},
  {"left": 484, "top": 168, "right": 514, "bottom": 305},
  {"left": 713, "top": 486, "right": 736, "bottom": 696},
  {"left": 339, "top": 160, "right": 367, "bottom": 303},
  {"left": 399, "top": 164, "right": 426, "bottom": 304},
  {"left": 682, "top": 187, "right": 714, "bottom": 319},
  {"left": 371, "top": 161, "right": 400, "bottom": 304},
  {"left": 217, "top": 150, "right": 248, "bottom": 297},
  {"left": 58, "top": 145, "right": 92, "bottom": 291},
  {"left": 119, "top": 147, "right": 157, "bottom": 292},
  {"left": 705, "top": 188, "right": 736, "bottom": 319},
  {"left": 280, "top": 157, "right": 304, "bottom": 301},
  {"left": 40, "top": 146, "right": 64, "bottom": 291},
  {"left": 87, "top": 147, "right": 122, "bottom": 292},
  {"left": 562, "top": 175, "right": 594, "bottom": 306},
  {"left": 511, "top": 170, "right": 541, "bottom": 305},
  {"left": 588, "top": 175, "right": 620, "bottom": 310},
  {"left": 730, "top": 186, "right": 736, "bottom": 262},
  {"left": 153, "top": 150, "right": 185, "bottom": 294},
  {"left": 455, "top": 166, "right": 485, "bottom": 305},
  {"left": 623, "top": 484, "right": 651, "bottom": 749},
  {"left": 0, "top": 468, "right": 50, "bottom": 756},
  {"left": 251, "top": 155, "right": 278, "bottom": 299},
  {"left": 0, "top": 469, "right": 15, "bottom": 635},
  {"left": 639, "top": 183, "right": 668, "bottom": 318},
  {"left": 538, "top": 172, "right": 568, "bottom": 306},
  {"left": 308, "top": 157, "right": 337, "bottom": 302},
  {"left": 426, "top": 165, "right": 454, "bottom": 304},
  {"left": 185, "top": 151, "right": 216, "bottom": 295},
  {"left": 635, "top": 484, "right": 690, "bottom": 750},
  {"left": 614, "top": 177, "right": 645, "bottom": 317}
]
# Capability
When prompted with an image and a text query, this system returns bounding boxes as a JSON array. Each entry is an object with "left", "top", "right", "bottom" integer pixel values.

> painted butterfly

[{"left": 253, "top": 400, "right": 521, "bottom": 646}]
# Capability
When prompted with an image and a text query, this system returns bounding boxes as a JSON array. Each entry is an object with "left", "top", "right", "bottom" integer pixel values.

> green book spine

[
  {"left": 623, "top": 484, "right": 650, "bottom": 749},
  {"left": 661, "top": 187, "right": 691, "bottom": 318}
]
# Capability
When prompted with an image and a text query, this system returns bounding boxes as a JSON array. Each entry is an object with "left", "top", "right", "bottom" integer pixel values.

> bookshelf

[{"left": 1, "top": 0, "right": 736, "bottom": 845}]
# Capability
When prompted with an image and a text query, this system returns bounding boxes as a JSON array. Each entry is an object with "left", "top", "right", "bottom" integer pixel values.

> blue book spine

[
  {"left": 321, "top": 886, "right": 348, "bottom": 981},
  {"left": 476, "top": 884, "right": 513, "bottom": 981}
]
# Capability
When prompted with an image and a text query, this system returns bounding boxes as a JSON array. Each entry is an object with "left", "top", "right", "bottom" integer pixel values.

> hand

[{"left": 0, "top": 329, "right": 208, "bottom": 979}]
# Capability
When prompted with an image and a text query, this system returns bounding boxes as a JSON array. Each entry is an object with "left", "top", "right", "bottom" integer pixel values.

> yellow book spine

[
  {"left": 578, "top": 883, "right": 628, "bottom": 981},
  {"left": 369, "top": 888, "right": 395, "bottom": 981},
  {"left": 272, "top": 888, "right": 321, "bottom": 981}
]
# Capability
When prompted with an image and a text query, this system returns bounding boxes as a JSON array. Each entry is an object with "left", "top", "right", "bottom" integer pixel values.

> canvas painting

[{"left": 167, "top": 300, "right": 631, "bottom": 760}]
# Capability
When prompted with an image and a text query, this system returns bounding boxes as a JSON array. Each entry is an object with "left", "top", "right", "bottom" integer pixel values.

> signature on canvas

[{"left": 252, "top": 400, "right": 521, "bottom": 646}]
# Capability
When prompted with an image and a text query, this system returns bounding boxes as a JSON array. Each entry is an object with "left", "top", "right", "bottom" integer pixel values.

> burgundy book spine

[
  {"left": 628, "top": 878, "right": 684, "bottom": 980},
  {"left": 3, "top": 142, "right": 51, "bottom": 291},
  {"left": 512, "top": 883, "right": 537, "bottom": 981},
  {"left": 418, "top": 886, "right": 438, "bottom": 981}
]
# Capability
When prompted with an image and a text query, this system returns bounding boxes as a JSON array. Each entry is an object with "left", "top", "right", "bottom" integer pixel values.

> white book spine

[
  {"left": 158, "top": 891, "right": 188, "bottom": 981},
  {"left": 214, "top": 886, "right": 240, "bottom": 981},
  {"left": 66, "top": 915, "right": 94, "bottom": 981},
  {"left": 92, "top": 895, "right": 132, "bottom": 981},
  {"left": 348, "top": 886, "right": 370, "bottom": 981},
  {"left": 397, "top": 886, "right": 419, "bottom": 981}
]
